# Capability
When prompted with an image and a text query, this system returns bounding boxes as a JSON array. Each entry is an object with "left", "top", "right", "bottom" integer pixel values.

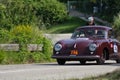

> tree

[
  {"left": 113, "top": 12, "right": 120, "bottom": 40},
  {"left": 101, "top": 0, "right": 120, "bottom": 21},
  {"left": 0, "top": 0, "right": 67, "bottom": 29}
]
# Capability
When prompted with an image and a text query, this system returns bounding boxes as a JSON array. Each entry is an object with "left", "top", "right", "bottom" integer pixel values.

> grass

[
  {"left": 45, "top": 16, "right": 86, "bottom": 33},
  {"left": 0, "top": 50, "right": 54, "bottom": 64},
  {"left": 68, "top": 69, "right": 120, "bottom": 80}
]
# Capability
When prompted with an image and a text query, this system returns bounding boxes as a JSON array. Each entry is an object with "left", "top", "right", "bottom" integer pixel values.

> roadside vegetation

[
  {"left": 113, "top": 12, "right": 120, "bottom": 40},
  {"left": 46, "top": 17, "right": 86, "bottom": 33},
  {"left": 68, "top": 69, "right": 120, "bottom": 80},
  {"left": 82, "top": 69, "right": 120, "bottom": 80},
  {"left": 58, "top": 0, "right": 120, "bottom": 23},
  {"left": 0, "top": 0, "right": 67, "bottom": 29},
  {"left": 0, "top": 25, "right": 53, "bottom": 64},
  {"left": 0, "top": 0, "right": 67, "bottom": 64}
]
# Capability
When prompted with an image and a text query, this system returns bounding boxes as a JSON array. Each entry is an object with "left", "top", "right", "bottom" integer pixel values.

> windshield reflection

[{"left": 71, "top": 29, "right": 106, "bottom": 39}]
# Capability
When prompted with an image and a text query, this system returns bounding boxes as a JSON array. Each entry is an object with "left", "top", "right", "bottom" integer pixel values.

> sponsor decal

[{"left": 113, "top": 44, "right": 118, "bottom": 53}]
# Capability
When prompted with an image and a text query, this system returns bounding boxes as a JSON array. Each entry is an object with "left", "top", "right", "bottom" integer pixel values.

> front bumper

[{"left": 52, "top": 55, "right": 100, "bottom": 60}]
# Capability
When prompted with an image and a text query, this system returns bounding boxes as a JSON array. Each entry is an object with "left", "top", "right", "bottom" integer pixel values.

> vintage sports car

[{"left": 52, "top": 26, "right": 120, "bottom": 65}]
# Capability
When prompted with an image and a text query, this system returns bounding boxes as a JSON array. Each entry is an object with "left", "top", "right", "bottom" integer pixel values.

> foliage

[
  {"left": 0, "top": 0, "right": 67, "bottom": 64},
  {"left": 0, "top": 0, "right": 67, "bottom": 29},
  {"left": 81, "top": 69, "right": 120, "bottom": 80},
  {"left": 59, "top": 0, "right": 120, "bottom": 22},
  {"left": 103, "top": 0, "right": 120, "bottom": 15},
  {"left": 10, "top": 25, "right": 53, "bottom": 53},
  {"left": 0, "top": 24, "right": 53, "bottom": 64},
  {"left": 113, "top": 12, "right": 120, "bottom": 40},
  {"left": 1, "top": 51, "right": 53, "bottom": 64},
  {"left": 11, "top": 25, "right": 33, "bottom": 44},
  {"left": 0, "top": 51, "right": 5, "bottom": 63},
  {"left": 42, "top": 37, "right": 53, "bottom": 61},
  {"left": 95, "top": 0, "right": 119, "bottom": 22},
  {"left": 46, "top": 17, "right": 86, "bottom": 33},
  {"left": 35, "top": 0, "right": 67, "bottom": 26},
  {"left": 0, "top": 29, "right": 12, "bottom": 43},
  {"left": 10, "top": 25, "right": 47, "bottom": 44},
  {"left": 68, "top": 69, "right": 120, "bottom": 80},
  {"left": 58, "top": 0, "right": 67, "bottom": 3},
  {"left": 0, "top": 0, "right": 39, "bottom": 30}
]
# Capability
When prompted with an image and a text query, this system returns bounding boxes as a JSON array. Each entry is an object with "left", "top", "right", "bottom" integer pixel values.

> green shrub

[
  {"left": 0, "top": 29, "right": 12, "bottom": 43},
  {"left": 0, "top": 0, "right": 67, "bottom": 30},
  {"left": 1, "top": 51, "right": 53, "bottom": 64},
  {"left": 0, "top": 51, "right": 5, "bottom": 63},
  {"left": 0, "top": 0, "right": 39, "bottom": 29},
  {"left": 42, "top": 37, "right": 53, "bottom": 61},
  {"left": 1, "top": 24, "right": 53, "bottom": 54},
  {"left": 43, "top": 38, "right": 52, "bottom": 54},
  {"left": 11, "top": 25, "right": 33, "bottom": 44},
  {"left": 10, "top": 25, "right": 45, "bottom": 51},
  {"left": 113, "top": 12, "right": 120, "bottom": 40},
  {"left": 35, "top": 0, "right": 67, "bottom": 26},
  {"left": 10, "top": 25, "right": 45, "bottom": 43},
  {"left": 0, "top": 25, "right": 53, "bottom": 64}
]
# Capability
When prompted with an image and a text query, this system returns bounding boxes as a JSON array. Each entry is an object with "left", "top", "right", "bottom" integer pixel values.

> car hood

[{"left": 58, "top": 38, "right": 94, "bottom": 48}]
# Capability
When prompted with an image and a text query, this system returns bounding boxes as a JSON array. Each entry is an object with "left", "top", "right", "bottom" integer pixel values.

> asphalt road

[{"left": 0, "top": 60, "right": 120, "bottom": 80}]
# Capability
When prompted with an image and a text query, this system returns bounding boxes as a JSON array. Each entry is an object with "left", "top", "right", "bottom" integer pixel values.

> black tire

[
  {"left": 116, "top": 59, "right": 120, "bottom": 63},
  {"left": 57, "top": 59, "right": 66, "bottom": 65},
  {"left": 97, "top": 49, "right": 107, "bottom": 65},
  {"left": 96, "top": 58, "right": 105, "bottom": 65},
  {"left": 80, "top": 60, "right": 86, "bottom": 65}
]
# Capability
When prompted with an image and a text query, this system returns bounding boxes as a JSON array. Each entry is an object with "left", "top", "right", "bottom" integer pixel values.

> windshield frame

[{"left": 71, "top": 28, "right": 107, "bottom": 39}]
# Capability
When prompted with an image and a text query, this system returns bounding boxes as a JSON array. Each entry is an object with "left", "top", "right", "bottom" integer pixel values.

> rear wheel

[
  {"left": 80, "top": 60, "right": 86, "bottom": 65},
  {"left": 57, "top": 59, "right": 66, "bottom": 65},
  {"left": 116, "top": 59, "right": 120, "bottom": 63}
]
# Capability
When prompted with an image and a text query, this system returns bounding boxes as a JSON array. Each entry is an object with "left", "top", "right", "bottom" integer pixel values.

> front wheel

[
  {"left": 97, "top": 49, "right": 107, "bottom": 65},
  {"left": 57, "top": 59, "right": 66, "bottom": 65},
  {"left": 96, "top": 58, "right": 105, "bottom": 65},
  {"left": 80, "top": 60, "right": 86, "bottom": 65}
]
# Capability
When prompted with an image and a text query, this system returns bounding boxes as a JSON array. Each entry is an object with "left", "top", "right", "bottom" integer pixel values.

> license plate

[{"left": 71, "top": 50, "right": 78, "bottom": 55}]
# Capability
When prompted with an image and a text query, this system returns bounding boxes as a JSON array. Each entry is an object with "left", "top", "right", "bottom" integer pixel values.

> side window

[
  {"left": 86, "top": 29, "right": 94, "bottom": 36},
  {"left": 79, "top": 31, "right": 85, "bottom": 37},
  {"left": 71, "top": 30, "right": 85, "bottom": 38}
]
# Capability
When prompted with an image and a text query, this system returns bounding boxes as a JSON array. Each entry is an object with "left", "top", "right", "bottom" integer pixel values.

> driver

[{"left": 87, "top": 16, "right": 95, "bottom": 25}]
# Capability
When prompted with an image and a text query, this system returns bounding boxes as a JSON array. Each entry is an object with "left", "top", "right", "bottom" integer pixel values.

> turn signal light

[{"left": 110, "top": 43, "right": 113, "bottom": 48}]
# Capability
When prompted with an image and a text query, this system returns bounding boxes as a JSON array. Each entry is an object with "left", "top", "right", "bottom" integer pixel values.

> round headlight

[
  {"left": 89, "top": 43, "right": 97, "bottom": 51},
  {"left": 54, "top": 43, "right": 62, "bottom": 51}
]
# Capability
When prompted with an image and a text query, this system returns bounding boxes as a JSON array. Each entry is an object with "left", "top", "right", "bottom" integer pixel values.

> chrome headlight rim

[
  {"left": 89, "top": 43, "right": 97, "bottom": 52},
  {"left": 54, "top": 43, "right": 62, "bottom": 51}
]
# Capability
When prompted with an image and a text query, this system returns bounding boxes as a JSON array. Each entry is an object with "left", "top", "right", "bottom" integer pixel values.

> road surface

[{"left": 0, "top": 61, "right": 120, "bottom": 80}]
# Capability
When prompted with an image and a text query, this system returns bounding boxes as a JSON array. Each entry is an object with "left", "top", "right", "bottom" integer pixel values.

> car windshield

[{"left": 71, "top": 28, "right": 106, "bottom": 39}]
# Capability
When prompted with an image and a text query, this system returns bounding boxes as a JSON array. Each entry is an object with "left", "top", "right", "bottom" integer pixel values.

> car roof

[{"left": 76, "top": 25, "right": 112, "bottom": 31}]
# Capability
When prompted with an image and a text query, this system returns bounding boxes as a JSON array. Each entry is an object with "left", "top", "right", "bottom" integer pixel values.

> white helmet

[{"left": 88, "top": 16, "right": 94, "bottom": 22}]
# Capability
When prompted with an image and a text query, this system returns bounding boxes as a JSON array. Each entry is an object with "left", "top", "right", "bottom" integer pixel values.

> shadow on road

[{"left": 35, "top": 61, "right": 120, "bottom": 66}]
